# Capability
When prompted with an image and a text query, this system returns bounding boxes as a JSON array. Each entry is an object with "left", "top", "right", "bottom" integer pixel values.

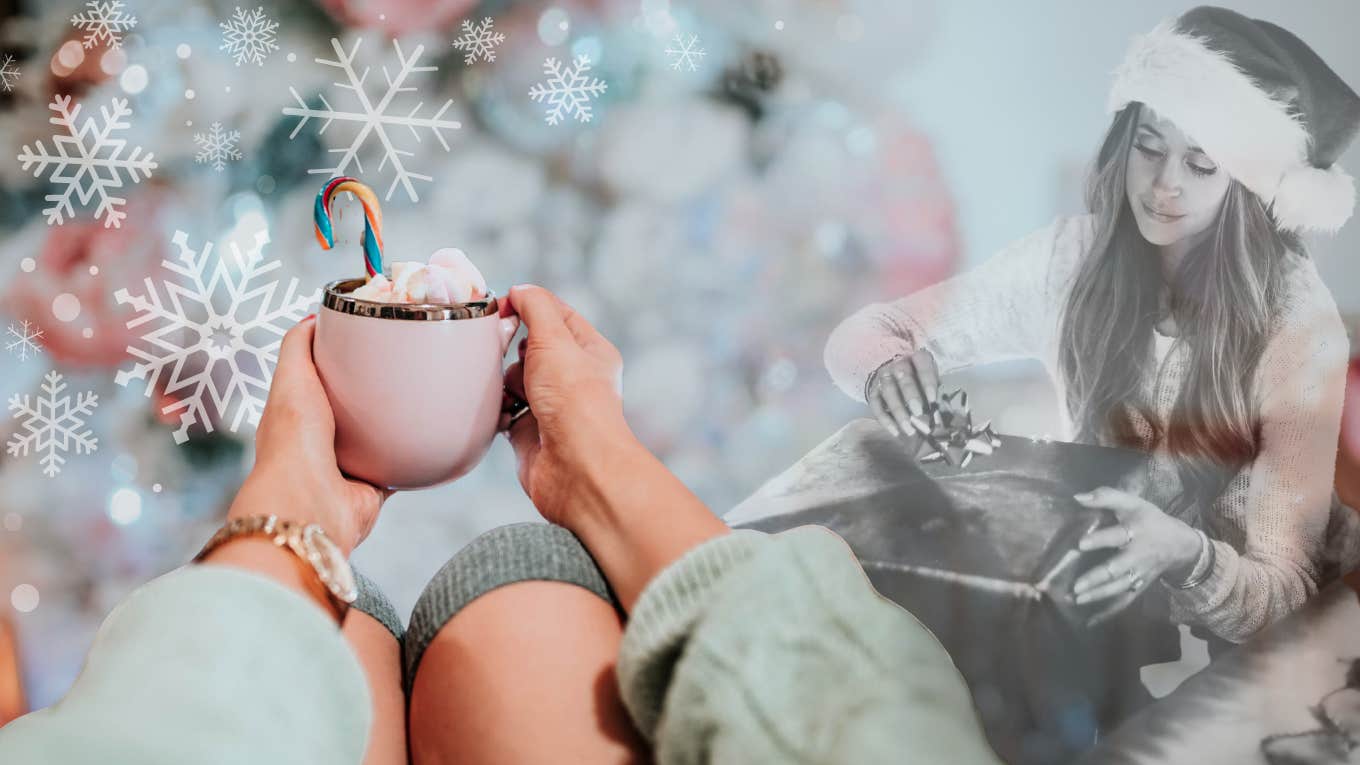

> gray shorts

[{"left": 349, "top": 522, "right": 621, "bottom": 696}]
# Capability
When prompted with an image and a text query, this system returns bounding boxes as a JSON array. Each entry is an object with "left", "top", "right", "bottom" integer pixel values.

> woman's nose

[{"left": 1151, "top": 158, "right": 1184, "bottom": 199}]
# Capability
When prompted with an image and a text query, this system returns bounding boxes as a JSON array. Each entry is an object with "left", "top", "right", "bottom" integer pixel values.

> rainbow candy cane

[{"left": 314, "top": 176, "right": 385, "bottom": 278}]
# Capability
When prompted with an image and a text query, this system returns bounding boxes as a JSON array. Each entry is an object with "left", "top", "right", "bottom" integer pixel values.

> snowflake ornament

[
  {"left": 70, "top": 1, "right": 138, "bottom": 50},
  {"left": 0, "top": 54, "right": 19, "bottom": 93},
  {"left": 529, "top": 55, "right": 608, "bottom": 126},
  {"left": 220, "top": 5, "right": 279, "bottom": 67},
  {"left": 16, "top": 95, "right": 158, "bottom": 228},
  {"left": 114, "top": 230, "right": 317, "bottom": 445},
  {"left": 283, "top": 37, "right": 462, "bottom": 203},
  {"left": 193, "top": 122, "right": 242, "bottom": 171},
  {"left": 8, "top": 371, "right": 99, "bottom": 478},
  {"left": 452, "top": 17, "right": 505, "bottom": 65},
  {"left": 5, "top": 321, "right": 44, "bottom": 361},
  {"left": 664, "top": 34, "right": 706, "bottom": 72}
]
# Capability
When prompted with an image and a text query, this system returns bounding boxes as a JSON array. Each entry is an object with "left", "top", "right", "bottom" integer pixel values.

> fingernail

[
  {"left": 1077, "top": 539, "right": 1090, "bottom": 551},
  {"left": 1074, "top": 492, "right": 1092, "bottom": 502},
  {"left": 1075, "top": 593, "right": 1090, "bottom": 605},
  {"left": 302, "top": 313, "right": 316, "bottom": 322}
]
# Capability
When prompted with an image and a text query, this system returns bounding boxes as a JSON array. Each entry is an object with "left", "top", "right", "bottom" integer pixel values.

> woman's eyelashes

[{"left": 1133, "top": 142, "right": 1218, "bottom": 177}]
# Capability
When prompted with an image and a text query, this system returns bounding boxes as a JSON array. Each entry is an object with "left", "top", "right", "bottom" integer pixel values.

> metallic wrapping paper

[{"left": 732, "top": 419, "right": 1173, "bottom": 765}]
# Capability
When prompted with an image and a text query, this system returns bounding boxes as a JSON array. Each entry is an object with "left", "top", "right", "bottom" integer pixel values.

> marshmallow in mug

[{"left": 350, "top": 248, "right": 489, "bottom": 304}]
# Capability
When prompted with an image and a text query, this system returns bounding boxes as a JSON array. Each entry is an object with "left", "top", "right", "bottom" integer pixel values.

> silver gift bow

[{"left": 906, "top": 388, "right": 1002, "bottom": 468}]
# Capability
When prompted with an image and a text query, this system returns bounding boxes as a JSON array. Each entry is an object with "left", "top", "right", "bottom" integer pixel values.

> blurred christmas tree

[{"left": 0, "top": 0, "right": 958, "bottom": 706}]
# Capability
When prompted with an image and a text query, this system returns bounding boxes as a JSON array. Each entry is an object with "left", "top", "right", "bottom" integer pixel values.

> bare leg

[
  {"left": 407, "top": 580, "right": 649, "bottom": 764},
  {"left": 0, "top": 616, "right": 24, "bottom": 725},
  {"left": 342, "top": 610, "right": 407, "bottom": 765}
]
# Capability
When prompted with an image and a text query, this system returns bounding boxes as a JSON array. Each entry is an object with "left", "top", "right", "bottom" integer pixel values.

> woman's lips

[{"left": 1142, "top": 200, "right": 1185, "bottom": 223}]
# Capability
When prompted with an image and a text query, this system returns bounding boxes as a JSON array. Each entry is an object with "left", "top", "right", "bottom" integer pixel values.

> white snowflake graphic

[
  {"left": 7, "top": 371, "right": 98, "bottom": 478},
  {"left": 220, "top": 5, "right": 279, "bottom": 67},
  {"left": 193, "top": 122, "right": 242, "bottom": 171},
  {"left": 528, "top": 55, "right": 608, "bottom": 126},
  {"left": 70, "top": 1, "right": 138, "bottom": 50},
  {"left": 5, "top": 320, "right": 44, "bottom": 361},
  {"left": 664, "top": 34, "right": 706, "bottom": 72},
  {"left": 16, "top": 95, "right": 158, "bottom": 229},
  {"left": 282, "top": 37, "right": 462, "bottom": 203},
  {"left": 452, "top": 17, "right": 505, "bottom": 65},
  {"left": 114, "top": 230, "right": 317, "bottom": 445},
  {"left": 0, "top": 54, "right": 19, "bottom": 93}
]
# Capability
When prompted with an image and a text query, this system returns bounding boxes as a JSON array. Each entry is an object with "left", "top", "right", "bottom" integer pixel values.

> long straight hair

[{"left": 1057, "top": 102, "right": 1304, "bottom": 519}]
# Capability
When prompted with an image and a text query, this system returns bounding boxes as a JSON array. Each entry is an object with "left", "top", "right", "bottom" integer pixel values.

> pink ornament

[
  {"left": 311, "top": 0, "right": 478, "bottom": 37},
  {"left": 6, "top": 192, "right": 171, "bottom": 367},
  {"left": 869, "top": 118, "right": 960, "bottom": 298}
]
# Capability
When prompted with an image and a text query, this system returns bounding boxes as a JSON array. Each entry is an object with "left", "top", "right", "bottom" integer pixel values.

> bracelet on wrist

[
  {"left": 1166, "top": 529, "right": 1215, "bottom": 590},
  {"left": 864, "top": 354, "right": 908, "bottom": 402}
]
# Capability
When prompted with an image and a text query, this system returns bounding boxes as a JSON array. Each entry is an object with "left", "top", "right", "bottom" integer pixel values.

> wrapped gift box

[
  {"left": 728, "top": 418, "right": 1173, "bottom": 764},
  {"left": 730, "top": 419, "right": 1148, "bottom": 616}
]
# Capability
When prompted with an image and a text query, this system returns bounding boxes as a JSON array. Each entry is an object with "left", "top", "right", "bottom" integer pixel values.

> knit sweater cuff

[
  {"left": 825, "top": 319, "right": 918, "bottom": 405},
  {"left": 615, "top": 530, "right": 771, "bottom": 741},
  {"left": 1164, "top": 539, "right": 1238, "bottom": 628},
  {"left": 0, "top": 566, "right": 371, "bottom": 763}
]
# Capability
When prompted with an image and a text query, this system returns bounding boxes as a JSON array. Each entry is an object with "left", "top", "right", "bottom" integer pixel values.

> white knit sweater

[{"left": 823, "top": 214, "right": 1354, "bottom": 643}]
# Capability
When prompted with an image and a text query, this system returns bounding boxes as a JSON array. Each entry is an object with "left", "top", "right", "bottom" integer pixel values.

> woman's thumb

[{"left": 508, "top": 285, "right": 567, "bottom": 343}]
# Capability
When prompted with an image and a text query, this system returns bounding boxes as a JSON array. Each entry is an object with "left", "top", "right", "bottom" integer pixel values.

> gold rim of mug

[{"left": 322, "top": 278, "right": 500, "bottom": 321}]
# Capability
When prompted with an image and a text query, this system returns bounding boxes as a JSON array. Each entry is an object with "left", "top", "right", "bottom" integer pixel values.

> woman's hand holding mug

[
  {"left": 228, "top": 316, "right": 391, "bottom": 555},
  {"left": 496, "top": 284, "right": 730, "bottom": 613},
  {"left": 867, "top": 347, "right": 941, "bottom": 438},
  {"left": 497, "top": 285, "right": 631, "bottom": 529}
]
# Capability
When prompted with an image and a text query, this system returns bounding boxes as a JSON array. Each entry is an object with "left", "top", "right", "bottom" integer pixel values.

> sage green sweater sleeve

[
  {"left": 0, "top": 565, "right": 371, "bottom": 764},
  {"left": 616, "top": 525, "right": 1002, "bottom": 764}
]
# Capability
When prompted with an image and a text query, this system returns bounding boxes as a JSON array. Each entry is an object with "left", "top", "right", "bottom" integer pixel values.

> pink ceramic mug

[{"left": 314, "top": 278, "right": 520, "bottom": 490}]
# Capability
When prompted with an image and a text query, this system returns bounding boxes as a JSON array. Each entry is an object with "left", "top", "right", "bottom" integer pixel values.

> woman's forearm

[
  {"left": 200, "top": 538, "right": 342, "bottom": 624},
  {"left": 565, "top": 439, "right": 731, "bottom": 614},
  {"left": 196, "top": 474, "right": 357, "bottom": 625}
]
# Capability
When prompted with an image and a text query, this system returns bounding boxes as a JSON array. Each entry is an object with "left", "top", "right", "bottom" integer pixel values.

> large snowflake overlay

[
  {"left": 0, "top": 54, "right": 19, "bottom": 93},
  {"left": 5, "top": 320, "right": 44, "bottom": 361},
  {"left": 8, "top": 371, "right": 99, "bottom": 478},
  {"left": 114, "top": 230, "right": 318, "bottom": 445},
  {"left": 283, "top": 37, "right": 462, "bottom": 203},
  {"left": 70, "top": 1, "right": 138, "bottom": 50},
  {"left": 529, "top": 55, "right": 608, "bottom": 126},
  {"left": 452, "top": 17, "right": 505, "bottom": 65},
  {"left": 664, "top": 34, "right": 707, "bottom": 71},
  {"left": 220, "top": 5, "right": 279, "bottom": 67},
  {"left": 193, "top": 122, "right": 242, "bottom": 171},
  {"left": 16, "top": 96, "right": 158, "bottom": 229}
]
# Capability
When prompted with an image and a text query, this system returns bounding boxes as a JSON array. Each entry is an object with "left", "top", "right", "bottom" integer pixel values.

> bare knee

[
  {"left": 407, "top": 571, "right": 646, "bottom": 764},
  {"left": 342, "top": 609, "right": 407, "bottom": 765}
]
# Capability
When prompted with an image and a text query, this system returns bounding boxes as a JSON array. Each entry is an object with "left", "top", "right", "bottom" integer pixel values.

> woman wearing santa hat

[{"left": 826, "top": 5, "right": 1360, "bottom": 646}]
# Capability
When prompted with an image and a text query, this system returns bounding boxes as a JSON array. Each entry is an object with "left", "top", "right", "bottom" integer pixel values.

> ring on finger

[
  {"left": 503, "top": 390, "right": 531, "bottom": 425},
  {"left": 1129, "top": 576, "right": 1145, "bottom": 592}
]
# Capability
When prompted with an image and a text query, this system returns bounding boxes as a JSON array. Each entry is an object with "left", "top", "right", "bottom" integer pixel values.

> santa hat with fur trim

[{"left": 1108, "top": 6, "right": 1360, "bottom": 234}]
